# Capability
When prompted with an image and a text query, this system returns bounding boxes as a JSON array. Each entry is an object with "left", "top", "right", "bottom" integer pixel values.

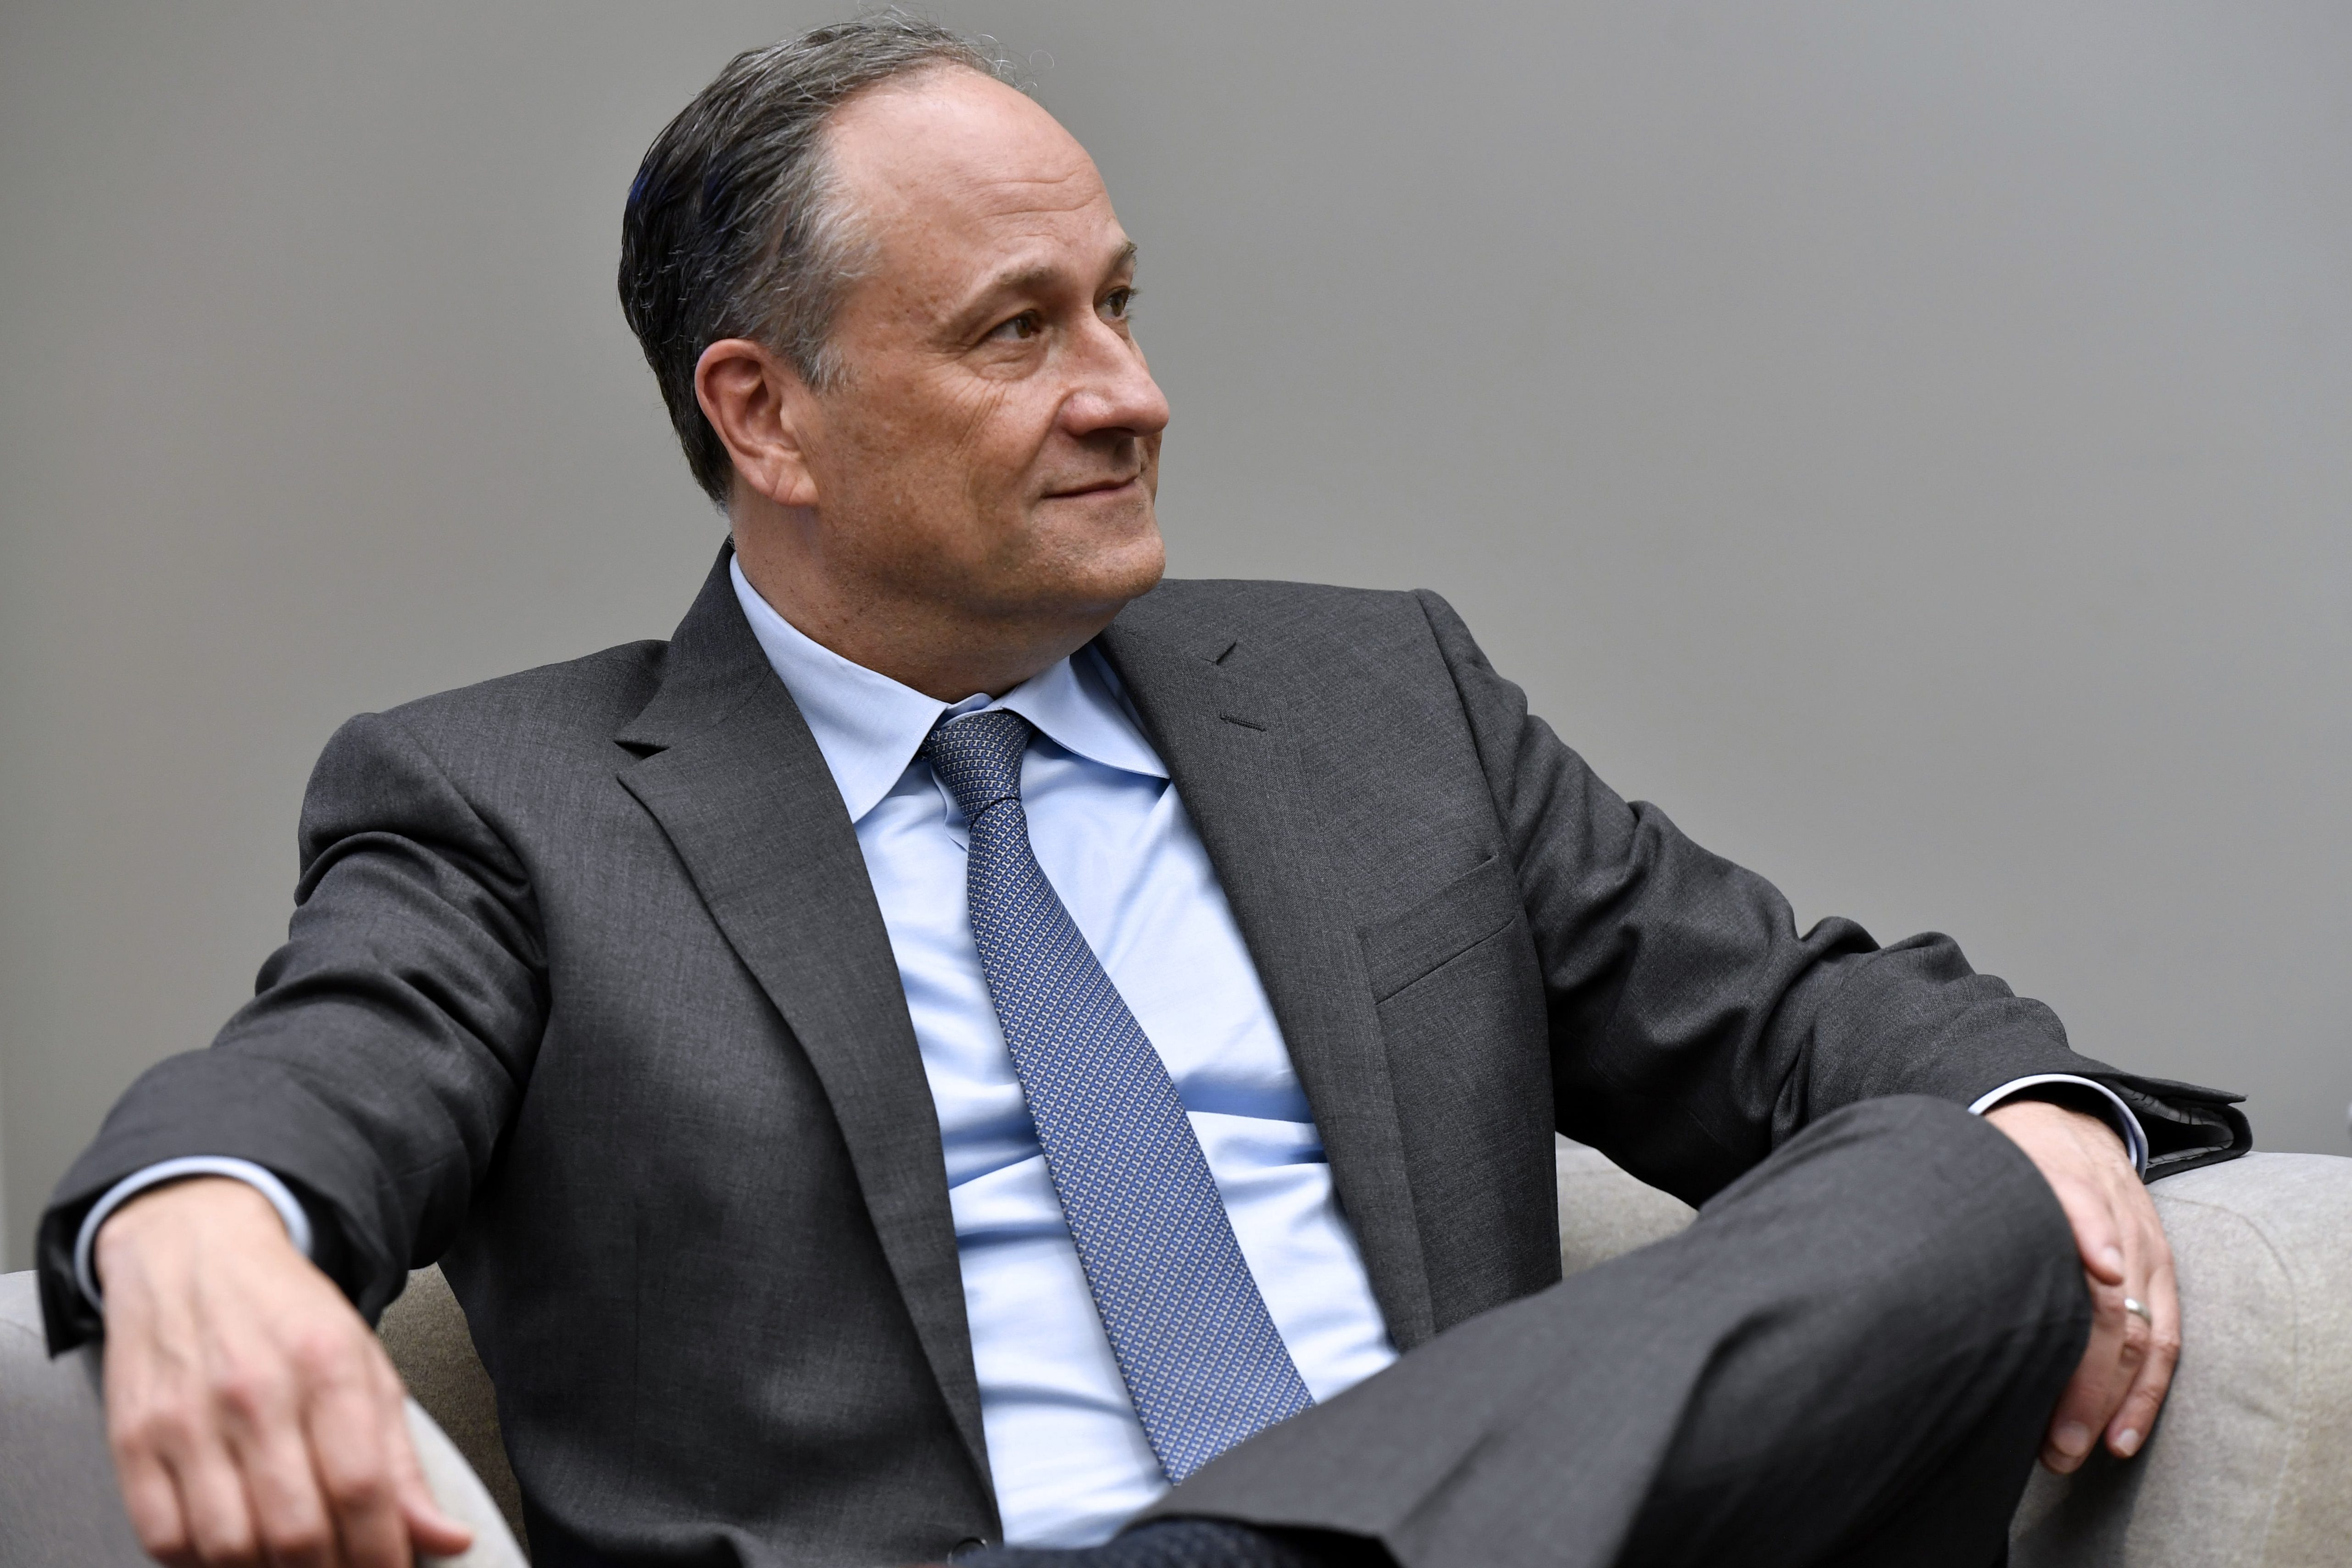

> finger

[
  {"left": 102, "top": 1284, "right": 202, "bottom": 1563},
  {"left": 373, "top": 1352, "right": 473, "bottom": 1557},
  {"left": 2057, "top": 1179, "right": 2127, "bottom": 1287},
  {"left": 302, "top": 1346, "right": 424, "bottom": 1568},
  {"left": 111, "top": 1429, "right": 198, "bottom": 1567},
  {"left": 107, "top": 1360, "right": 261, "bottom": 1568},
  {"left": 2107, "top": 1245, "right": 2182, "bottom": 1458},
  {"left": 362, "top": 1354, "right": 473, "bottom": 1561},
  {"left": 2043, "top": 1274, "right": 2135, "bottom": 1473},
  {"left": 393, "top": 1431, "right": 478, "bottom": 1557},
  {"left": 218, "top": 1381, "right": 338, "bottom": 1568},
  {"left": 167, "top": 1442, "right": 266, "bottom": 1568}
]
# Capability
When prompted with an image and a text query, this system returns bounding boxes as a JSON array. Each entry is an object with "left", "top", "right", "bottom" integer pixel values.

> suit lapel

[
  {"left": 614, "top": 550, "right": 992, "bottom": 1491},
  {"left": 1099, "top": 604, "right": 1439, "bottom": 1349}
]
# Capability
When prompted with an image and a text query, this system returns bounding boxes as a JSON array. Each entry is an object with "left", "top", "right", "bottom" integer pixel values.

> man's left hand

[{"left": 1984, "top": 1098, "right": 2179, "bottom": 1473}]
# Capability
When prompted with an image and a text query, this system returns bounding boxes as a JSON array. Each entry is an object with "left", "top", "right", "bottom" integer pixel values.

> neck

[{"left": 731, "top": 517, "right": 1117, "bottom": 703}]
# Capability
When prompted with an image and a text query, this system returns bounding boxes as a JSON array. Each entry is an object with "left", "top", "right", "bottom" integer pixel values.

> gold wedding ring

[{"left": 2123, "top": 1296, "right": 2153, "bottom": 1326}]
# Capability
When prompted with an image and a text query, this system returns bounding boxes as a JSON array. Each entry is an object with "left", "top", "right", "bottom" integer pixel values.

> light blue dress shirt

[
  {"left": 79, "top": 562, "right": 2149, "bottom": 1548},
  {"left": 727, "top": 560, "right": 1399, "bottom": 1546}
]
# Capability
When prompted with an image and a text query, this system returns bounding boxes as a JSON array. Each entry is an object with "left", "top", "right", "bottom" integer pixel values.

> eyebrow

[{"left": 953, "top": 241, "right": 1139, "bottom": 331}]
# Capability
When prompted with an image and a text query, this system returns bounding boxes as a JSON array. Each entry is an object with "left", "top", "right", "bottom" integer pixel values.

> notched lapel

[
  {"left": 1099, "top": 603, "right": 1438, "bottom": 1348},
  {"left": 614, "top": 550, "right": 993, "bottom": 1493}
]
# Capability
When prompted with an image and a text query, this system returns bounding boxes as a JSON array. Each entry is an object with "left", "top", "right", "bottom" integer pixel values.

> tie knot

[{"left": 921, "top": 708, "right": 1034, "bottom": 823}]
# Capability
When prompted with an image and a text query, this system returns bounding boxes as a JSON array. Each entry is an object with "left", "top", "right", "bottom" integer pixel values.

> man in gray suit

[{"left": 42, "top": 17, "right": 2246, "bottom": 1568}]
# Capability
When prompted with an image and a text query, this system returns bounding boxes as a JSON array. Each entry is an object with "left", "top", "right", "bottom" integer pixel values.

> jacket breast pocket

[
  {"left": 1357, "top": 855, "right": 1526, "bottom": 1004},
  {"left": 1355, "top": 851, "right": 1555, "bottom": 1320}
]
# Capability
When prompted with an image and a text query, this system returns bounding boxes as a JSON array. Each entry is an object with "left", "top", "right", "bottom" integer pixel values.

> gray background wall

[{"left": 3, "top": 0, "right": 2346, "bottom": 1268}]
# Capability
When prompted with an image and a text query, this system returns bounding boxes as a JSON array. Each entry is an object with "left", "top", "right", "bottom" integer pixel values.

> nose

[{"left": 1060, "top": 317, "right": 1170, "bottom": 442}]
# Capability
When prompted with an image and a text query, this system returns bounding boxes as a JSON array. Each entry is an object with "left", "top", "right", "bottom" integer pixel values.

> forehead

[{"left": 823, "top": 69, "right": 1122, "bottom": 289}]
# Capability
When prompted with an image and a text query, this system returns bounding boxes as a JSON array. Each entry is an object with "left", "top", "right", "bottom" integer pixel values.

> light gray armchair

[{"left": 6, "top": 1142, "right": 2348, "bottom": 1566}]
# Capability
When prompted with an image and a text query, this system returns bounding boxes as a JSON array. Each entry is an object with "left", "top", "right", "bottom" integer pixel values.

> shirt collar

[{"left": 728, "top": 555, "right": 1166, "bottom": 823}]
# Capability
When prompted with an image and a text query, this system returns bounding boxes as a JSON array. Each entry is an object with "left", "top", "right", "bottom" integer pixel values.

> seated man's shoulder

[{"left": 347, "top": 636, "right": 671, "bottom": 768}]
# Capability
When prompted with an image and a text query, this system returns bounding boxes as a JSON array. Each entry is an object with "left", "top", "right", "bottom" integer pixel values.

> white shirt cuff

[
  {"left": 1968, "top": 1074, "right": 2148, "bottom": 1176},
  {"left": 73, "top": 1157, "right": 316, "bottom": 1311}
]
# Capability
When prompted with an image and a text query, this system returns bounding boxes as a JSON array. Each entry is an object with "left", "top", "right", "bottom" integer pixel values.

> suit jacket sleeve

[
  {"left": 1413, "top": 589, "right": 2248, "bottom": 1207},
  {"left": 37, "top": 710, "right": 545, "bottom": 1352}
]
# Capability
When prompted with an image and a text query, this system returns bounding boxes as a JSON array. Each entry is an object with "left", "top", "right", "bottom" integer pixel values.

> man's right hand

[{"left": 92, "top": 1176, "right": 474, "bottom": 1568}]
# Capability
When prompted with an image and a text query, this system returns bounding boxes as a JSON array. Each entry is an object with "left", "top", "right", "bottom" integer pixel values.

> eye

[
  {"left": 1100, "top": 286, "right": 1138, "bottom": 321},
  {"left": 987, "top": 310, "right": 1043, "bottom": 342}
]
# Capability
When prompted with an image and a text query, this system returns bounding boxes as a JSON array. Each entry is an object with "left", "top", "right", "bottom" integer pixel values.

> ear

[{"left": 694, "top": 338, "right": 823, "bottom": 509}]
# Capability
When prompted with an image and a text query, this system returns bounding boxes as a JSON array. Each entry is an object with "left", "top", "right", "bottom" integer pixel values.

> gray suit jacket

[{"left": 40, "top": 550, "right": 2247, "bottom": 1566}]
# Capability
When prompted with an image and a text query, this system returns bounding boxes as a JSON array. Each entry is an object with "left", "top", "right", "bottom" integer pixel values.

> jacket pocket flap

[{"left": 1358, "top": 856, "right": 1521, "bottom": 1003}]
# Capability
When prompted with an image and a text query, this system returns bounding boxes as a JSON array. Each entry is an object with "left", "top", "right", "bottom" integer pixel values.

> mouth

[{"left": 1042, "top": 473, "right": 1143, "bottom": 500}]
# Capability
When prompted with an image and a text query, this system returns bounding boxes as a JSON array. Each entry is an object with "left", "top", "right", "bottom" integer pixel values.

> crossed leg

[{"left": 974, "top": 1095, "right": 2091, "bottom": 1568}]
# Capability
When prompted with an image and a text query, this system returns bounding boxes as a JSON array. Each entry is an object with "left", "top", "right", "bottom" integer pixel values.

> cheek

[
  {"left": 940, "top": 376, "right": 1004, "bottom": 455},
  {"left": 951, "top": 388, "right": 1055, "bottom": 517},
  {"left": 833, "top": 383, "right": 999, "bottom": 512},
  {"left": 817, "top": 369, "right": 1065, "bottom": 572}
]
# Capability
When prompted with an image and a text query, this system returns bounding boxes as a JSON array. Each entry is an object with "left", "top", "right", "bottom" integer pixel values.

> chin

[
  {"left": 1028, "top": 501, "right": 1165, "bottom": 605},
  {"left": 1091, "top": 519, "right": 1168, "bottom": 602},
  {"left": 1044, "top": 547, "right": 1163, "bottom": 619}
]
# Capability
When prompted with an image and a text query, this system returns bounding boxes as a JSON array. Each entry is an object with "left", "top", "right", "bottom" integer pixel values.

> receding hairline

[
  {"left": 817, "top": 55, "right": 1090, "bottom": 199},
  {"left": 812, "top": 66, "right": 1124, "bottom": 332}
]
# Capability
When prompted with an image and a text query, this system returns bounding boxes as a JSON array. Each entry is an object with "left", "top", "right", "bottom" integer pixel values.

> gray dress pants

[{"left": 1143, "top": 1095, "right": 2092, "bottom": 1568}]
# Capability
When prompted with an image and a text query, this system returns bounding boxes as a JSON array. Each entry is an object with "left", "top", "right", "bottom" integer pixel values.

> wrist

[
  {"left": 1970, "top": 1074, "right": 2148, "bottom": 1175},
  {"left": 1985, "top": 1098, "right": 2129, "bottom": 1162},
  {"left": 76, "top": 1158, "right": 318, "bottom": 1311},
  {"left": 93, "top": 1176, "right": 290, "bottom": 1290}
]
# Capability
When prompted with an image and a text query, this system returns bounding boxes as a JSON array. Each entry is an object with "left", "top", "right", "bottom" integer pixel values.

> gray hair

[{"left": 617, "top": 14, "right": 1017, "bottom": 506}]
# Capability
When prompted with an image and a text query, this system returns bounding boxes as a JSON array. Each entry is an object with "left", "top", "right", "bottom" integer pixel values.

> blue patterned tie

[{"left": 922, "top": 708, "right": 1314, "bottom": 1485}]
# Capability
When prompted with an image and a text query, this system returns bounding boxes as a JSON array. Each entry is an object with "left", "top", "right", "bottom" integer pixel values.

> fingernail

[
  {"left": 2100, "top": 1246, "right": 2125, "bottom": 1276},
  {"left": 2055, "top": 1422, "right": 2092, "bottom": 1457},
  {"left": 2115, "top": 1428, "right": 2142, "bottom": 1457}
]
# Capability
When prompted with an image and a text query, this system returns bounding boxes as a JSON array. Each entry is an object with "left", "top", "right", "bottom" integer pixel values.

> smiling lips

[{"left": 1044, "top": 473, "right": 1141, "bottom": 499}]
